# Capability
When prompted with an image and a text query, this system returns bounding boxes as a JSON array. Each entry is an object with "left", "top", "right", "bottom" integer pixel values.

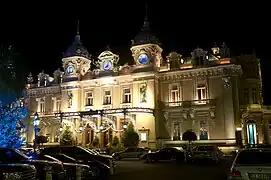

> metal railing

[{"left": 164, "top": 99, "right": 216, "bottom": 108}]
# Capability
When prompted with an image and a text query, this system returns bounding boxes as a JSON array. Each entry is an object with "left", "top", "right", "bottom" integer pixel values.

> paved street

[{"left": 110, "top": 157, "right": 233, "bottom": 180}]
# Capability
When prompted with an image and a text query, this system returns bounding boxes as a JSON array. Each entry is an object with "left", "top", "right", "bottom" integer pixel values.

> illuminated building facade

[{"left": 25, "top": 17, "right": 269, "bottom": 148}]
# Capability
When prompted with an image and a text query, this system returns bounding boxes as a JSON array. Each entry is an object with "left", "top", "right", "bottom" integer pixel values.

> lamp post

[
  {"left": 32, "top": 112, "right": 40, "bottom": 154},
  {"left": 123, "top": 108, "right": 127, "bottom": 129}
]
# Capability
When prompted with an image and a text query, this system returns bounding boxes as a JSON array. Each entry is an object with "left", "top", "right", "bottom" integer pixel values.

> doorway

[{"left": 247, "top": 123, "right": 257, "bottom": 145}]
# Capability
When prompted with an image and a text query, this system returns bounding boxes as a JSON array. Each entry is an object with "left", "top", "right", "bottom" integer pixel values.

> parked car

[
  {"left": 0, "top": 148, "right": 65, "bottom": 180},
  {"left": 92, "top": 148, "right": 109, "bottom": 155},
  {"left": 228, "top": 148, "right": 271, "bottom": 180},
  {"left": 141, "top": 147, "right": 185, "bottom": 163},
  {"left": 86, "top": 149, "right": 100, "bottom": 155},
  {"left": 33, "top": 154, "right": 97, "bottom": 180},
  {"left": 191, "top": 145, "right": 222, "bottom": 163},
  {"left": 112, "top": 147, "right": 149, "bottom": 160},
  {"left": 40, "top": 146, "right": 115, "bottom": 175},
  {"left": 18, "top": 148, "right": 38, "bottom": 157},
  {"left": 50, "top": 153, "right": 110, "bottom": 180},
  {"left": 0, "top": 163, "right": 36, "bottom": 180}
]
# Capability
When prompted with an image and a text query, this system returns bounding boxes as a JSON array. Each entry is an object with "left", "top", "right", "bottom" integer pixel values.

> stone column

[
  {"left": 98, "top": 115, "right": 104, "bottom": 148},
  {"left": 222, "top": 77, "right": 235, "bottom": 139}
]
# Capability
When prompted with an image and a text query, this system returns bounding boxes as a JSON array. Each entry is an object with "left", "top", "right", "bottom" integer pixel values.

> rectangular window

[
  {"left": 244, "top": 88, "right": 249, "bottom": 102},
  {"left": 40, "top": 98, "right": 45, "bottom": 113},
  {"left": 170, "top": 85, "right": 179, "bottom": 102},
  {"left": 199, "top": 120, "right": 208, "bottom": 140},
  {"left": 140, "top": 133, "right": 147, "bottom": 142},
  {"left": 252, "top": 88, "right": 257, "bottom": 104},
  {"left": 123, "top": 88, "right": 131, "bottom": 103},
  {"left": 56, "top": 100, "right": 61, "bottom": 112},
  {"left": 197, "top": 85, "right": 206, "bottom": 100},
  {"left": 103, "top": 90, "right": 111, "bottom": 105},
  {"left": 85, "top": 92, "right": 93, "bottom": 106},
  {"left": 173, "top": 123, "right": 181, "bottom": 140}
]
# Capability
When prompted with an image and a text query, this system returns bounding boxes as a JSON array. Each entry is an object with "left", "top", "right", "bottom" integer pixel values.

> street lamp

[
  {"left": 123, "top": 108, "right": 127, "bottom": 129},
  {"left": 32, "top": 112, "right": 40, "bottom": 153},
  {"left": 79, "top": 126, "right": 84, "bottom": 131}
]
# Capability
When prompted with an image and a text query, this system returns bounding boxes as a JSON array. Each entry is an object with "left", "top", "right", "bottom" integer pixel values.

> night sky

[{"left": 0, "top": 3, "right": 269, "bottom": 103}]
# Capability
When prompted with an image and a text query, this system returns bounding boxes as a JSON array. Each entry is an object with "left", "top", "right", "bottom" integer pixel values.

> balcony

[
  {"left": 29, "top": 111, "right": 60, "bottom": 117},
  {"left": 163, "top": 99, "right": 216, "bottom": 109}
]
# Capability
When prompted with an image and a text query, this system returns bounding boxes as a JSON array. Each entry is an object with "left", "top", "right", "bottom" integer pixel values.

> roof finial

[
  {"left": 105, "top": 45, "right": 111, "bottom": 51},
  {"left": 77, "top": 20, "right": 80, "bottom": 35},
  {"left": 142, "top": 4, "right": 150, "bottom": 31},
  {"left": 145, "top": 4, "right": 148, "bottom": 20}
]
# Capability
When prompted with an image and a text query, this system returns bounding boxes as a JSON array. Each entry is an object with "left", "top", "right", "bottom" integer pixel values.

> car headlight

[
  {"left": 3, "top": 172, "right": 21, "bottom": 179},
  {"left": 79, "top": 166, "right": 89, "bottom": 172}
]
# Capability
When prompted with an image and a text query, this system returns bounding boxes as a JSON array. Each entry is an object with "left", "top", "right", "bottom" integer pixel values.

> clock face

[
  {"left": 66, "top": 65, "right": 74, "bottom": 74},
  {"left": 138, "top": 54, "right": 148, "bottom": 64},
  {"left": 103, "top": 61, "right": 112, "bottom": 71}
]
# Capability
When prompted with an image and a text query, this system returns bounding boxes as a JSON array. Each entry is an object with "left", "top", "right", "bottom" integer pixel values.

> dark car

[
  {"left": 0, "top": 148, "right": 65, "bottom": 180},
  {"left": 50, "top": 153, "right": 110, "bottom": 180},
  {"left": 191, "top": 146, "right": 223, "bottom": 163},
  {"left": 141, "top": 147, "right": 185, "bottom": 163},
  {"left": 112, "top": 147, "right": 150, "bottom": 160},
  {"left": 40, "top": 146, "right": 115, "bottom": 175},
  {"left": 33, "top": 154, "right": 97, "bottom": 180},
  {"left": 0, "top": 163, "right": 36, "bottom": 180}
]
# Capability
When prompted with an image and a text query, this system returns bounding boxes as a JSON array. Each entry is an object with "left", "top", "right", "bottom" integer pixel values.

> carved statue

[
  {"left": 27, "top": 72, "right": 33, "bottom": 84},
  {"left": 54, "top": 68, "right": 62, "bottom": 84},
  {"left": 67, "top": 91, "right": 73, "bottom": 108},
  {"left": 222, "top": 76, "right": 231, "bottom": 88},
  {"left": 38, "top": 70, "right": 46, "bottom": 87},
  {"left": 166, "top": 52, "right": 182, "bottom": 70},
  {"left": 140, "top": 83, "right": 147, "bottom": 103},
  {"left": 220, "top": 42, "right": 230, "bottom": 58}
]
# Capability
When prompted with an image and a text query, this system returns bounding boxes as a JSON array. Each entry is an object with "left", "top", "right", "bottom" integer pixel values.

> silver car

[
  {"left": 112, "top": 147, "right": 149, "bottom": 160},
  {"left": 228, "top": 148, "right": 271, "bottom": 180}
]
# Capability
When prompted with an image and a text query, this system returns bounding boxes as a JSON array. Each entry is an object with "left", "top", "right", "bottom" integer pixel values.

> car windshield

[
  {"left": 91, "top": 149, "right": 100, "bottom": 155},
  {"left": 85, "top": 149, "right": 97, "bottom": 155},
  {"left": 13, "top": 149, "right": 29, "bottom": 159},
  {"left": 158, "top": 148, "right": 180, "bottom": 153},
  {"left": 236, "top": 150, "right": 271, "bottom": 165},
  {"left": 44, "top": 155, "right": 62, "bottom": 163},
  {"left": 52, "top": 154, "right": 76, "bottom": 163},
  {"left": 196, "top": 146, "right": 215, "bottom": 151}
]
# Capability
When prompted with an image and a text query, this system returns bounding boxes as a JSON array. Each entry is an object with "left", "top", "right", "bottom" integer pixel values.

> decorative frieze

[
  {"left": 132, "top": 75, "right": 155, "bottom": 82},
  {"left": 158, "top": 64, "right": 242, "bottom": 82},
  {"left": 27, "top": 86, "right": 61, "bottom": 97},
  {"left": 61, "top": 85, "right": 81, "bottom": 90}
]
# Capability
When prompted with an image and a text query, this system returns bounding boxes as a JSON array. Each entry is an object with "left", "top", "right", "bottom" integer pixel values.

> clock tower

[
  {"left": 97, "top": 47, "right": 119, "bottom": 73},
  {"left": 62, "top": 22, "right": 91, "bottom": 82},
  {"left": 130, "top": 9, "right": 162, "bottom": 71}
]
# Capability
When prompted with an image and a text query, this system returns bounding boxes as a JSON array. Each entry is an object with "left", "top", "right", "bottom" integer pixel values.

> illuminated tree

[
  {"left": 60, "top": 127, "right": 74, "bottom": 145},
  {"left": 0, "top": 44, "right": 28, "bottom": 149},
  {"left": 92, "top": 136, "right": 100, "bottom": 148},
  {"left": 122, "top": 122, "right": 139, "bottom": 147},
  {"left": 112, "top": 136, "right": 120, "bottom": 147},
  {"left": 0, "top": 100, "right": 28, "bottom": 148}
]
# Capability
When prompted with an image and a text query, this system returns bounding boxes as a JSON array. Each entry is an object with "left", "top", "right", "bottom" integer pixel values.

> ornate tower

[
  {"left": 62, "top": 21, "right": 91, "bottom": 82},
  {"left": 130, "top": 6, "right": 162, "bottom": 71},
  {"left": 211, "top": 42, "right": 220, "bottom": 58},
  {"left": 97, "top": 46, "right": 119, "bottom": 73}
]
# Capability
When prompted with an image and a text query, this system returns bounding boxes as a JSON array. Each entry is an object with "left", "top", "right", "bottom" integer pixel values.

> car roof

[{"left": 239, "top": 148, "right": 271, "bottom": 153}]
